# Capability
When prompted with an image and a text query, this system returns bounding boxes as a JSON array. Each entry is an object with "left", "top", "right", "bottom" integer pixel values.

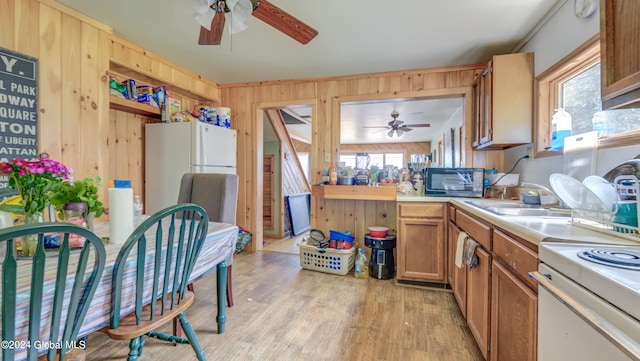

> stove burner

[{"left": 578, "top": 248, "right": 640, "bottom": 270}]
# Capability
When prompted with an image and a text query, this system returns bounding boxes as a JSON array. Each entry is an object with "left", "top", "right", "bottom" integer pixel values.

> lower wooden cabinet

[
  {"left": 397, "top": 202, "right": 446, "bottom": 283},
  {"left": 490, "top": 260, "right": 537, "bottom": 361},
  {"left": 448, "top": 221, "right": 467, "bottom": 317},
  {"left": 449, "top": 208, "right": 537, "bottom": 361},
  {"left": 466, "top": 246, "right": 491, "bottom": 360}
]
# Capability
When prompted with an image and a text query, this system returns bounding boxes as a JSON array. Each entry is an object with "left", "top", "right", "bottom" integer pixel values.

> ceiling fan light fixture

[
  {"left": 193, "top": 0, "right": 216, "bottom": 29},
  {"left": 226, "top": 0, "right": 252, "bottom": 34}
]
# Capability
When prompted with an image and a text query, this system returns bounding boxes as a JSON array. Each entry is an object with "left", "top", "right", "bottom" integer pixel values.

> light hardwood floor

[{"left": 85, "top": 249, "right": 483, "bottom": 360}]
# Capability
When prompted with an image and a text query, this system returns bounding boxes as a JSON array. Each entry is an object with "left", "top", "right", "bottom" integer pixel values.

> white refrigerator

[{"left": 145, "top": 122, "right": 237, "bottom": 214}]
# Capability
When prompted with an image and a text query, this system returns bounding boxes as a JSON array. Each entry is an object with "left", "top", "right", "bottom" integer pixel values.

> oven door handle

[{"left": 530, "top": 271, "right": 640, "bottom": 361}]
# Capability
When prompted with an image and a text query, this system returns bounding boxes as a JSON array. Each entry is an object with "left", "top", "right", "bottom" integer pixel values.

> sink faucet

[{"left": 519, "top": 182, "right": 566, "bottom": 208}]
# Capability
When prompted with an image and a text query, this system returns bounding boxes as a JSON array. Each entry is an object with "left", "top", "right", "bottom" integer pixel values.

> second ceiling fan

[
  {"left": 365, "top": 110, "right": 431, "bottom": 137},
  {"left": 195, "top": 0, "right": 318, "bottom": 46}
]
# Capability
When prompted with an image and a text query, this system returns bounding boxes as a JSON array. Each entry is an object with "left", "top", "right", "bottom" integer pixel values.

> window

[
  {"left": 535, "top": 35, "right": 640, "bottom": 156},
  {"left": 339, "top": 152, "right": 404, "bottom": 169}
]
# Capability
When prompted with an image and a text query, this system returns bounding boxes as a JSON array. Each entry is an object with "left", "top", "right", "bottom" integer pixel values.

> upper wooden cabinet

[
  {"left": 472, "top": 53, "right": 534, "bottom": 150},
  {"left": 600, "top": 0, "right": 640, "bottom": 109}
]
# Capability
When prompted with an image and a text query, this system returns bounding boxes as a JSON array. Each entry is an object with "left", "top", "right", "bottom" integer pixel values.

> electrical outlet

[
  {"left": 324, "top": 152, "right": 331, "bottom": 163},
  {"left": 526, "top": 146, "right": 534, "bottom": 159}
]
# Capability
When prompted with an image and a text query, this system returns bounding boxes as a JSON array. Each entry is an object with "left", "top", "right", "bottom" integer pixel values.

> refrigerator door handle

[{"left": 199, "top": 125, "right": 207, "bottom": 166}]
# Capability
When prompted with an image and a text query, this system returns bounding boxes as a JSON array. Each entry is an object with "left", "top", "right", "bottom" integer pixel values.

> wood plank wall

[
  {"left": 220, "top": 65, "right": 493, "bottom": 250},
  {"left": 1, "top": 0, "right": 112, "bottom": 219},
  {"left": 1, "top": 0, "right": 222, "bottom": 221}
]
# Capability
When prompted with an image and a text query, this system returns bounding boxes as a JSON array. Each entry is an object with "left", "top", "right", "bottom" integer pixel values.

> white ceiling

[{"left": 56, "top": 0, "right": 559, "bottom": 144}]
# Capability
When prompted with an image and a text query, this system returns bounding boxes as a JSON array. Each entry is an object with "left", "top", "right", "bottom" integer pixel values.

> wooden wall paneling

[
  {"left": 109, "top": 109, "right": 124, "bottom": 182},
  {"left": 78, "top": 21, "right": 100, "bottom": 177},
  {"left": 60, "top": 13, "right": 81, "bottom": 169},
  {"left": 38, "top": 2, "right": 62, "bottom": 160},
  {"left": 446, "top": 71, "right": 462, "bottom": 88},
  {"left": 126, "top": 115, "right": 144, "bottom": 197},
  {"left": 0, "top": 0, "right": 15, "bottom": 49},
  {"left": 424, "top": 72, "right": 446, "bottom": 90},
  {"left": 15, "top": 0, "right": 39, "bottom": 56},
  {"left": 250, "top": 99, "right": 264, "bottom": 251},
  {"left": 95, "top": 30, "right": 110, "bottom": 210}
]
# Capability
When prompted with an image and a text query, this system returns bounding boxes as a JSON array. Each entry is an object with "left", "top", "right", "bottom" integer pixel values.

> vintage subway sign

[{"left": 0, "top": 48, "right": 38, "bottom": 190}]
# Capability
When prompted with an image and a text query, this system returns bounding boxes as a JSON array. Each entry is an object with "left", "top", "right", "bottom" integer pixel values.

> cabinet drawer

[
  {"left": 398, "top": 203, "right": 444, "bottom": 218},
  {"left": 456, "top": 211, "right": 491, "bottom": 249},
  {"left": 493, "top": 229, "right": 538, "bottom": 290}
]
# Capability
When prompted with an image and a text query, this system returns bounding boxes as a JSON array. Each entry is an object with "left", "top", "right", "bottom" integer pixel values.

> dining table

[{"left": 5, "top": 219, "right": 237, "bottom": 360}]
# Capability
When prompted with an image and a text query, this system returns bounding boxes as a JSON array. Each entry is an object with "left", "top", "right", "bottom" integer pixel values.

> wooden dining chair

[
  {"left": 0, "top": 222, "right": 106, "bottom": 361},
  {"left": 103, "top": 203, "right": 209, "bottom": 361}
]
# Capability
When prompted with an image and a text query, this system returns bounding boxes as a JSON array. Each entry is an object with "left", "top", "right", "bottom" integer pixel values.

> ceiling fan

[
  {"left": 364, "top": 110, "right": 431, "bottom": 138},
  {"left": 193, "top": 0, "right": 318, "bottom": 46}
]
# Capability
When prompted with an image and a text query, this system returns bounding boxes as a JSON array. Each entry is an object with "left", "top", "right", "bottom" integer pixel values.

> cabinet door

[
  {"left": 472, "top": 74, "right": 482, "bottom": 147},
  {"left": 397, "top": 218, "right": 445, "bottom": 282},
  {"left": 601, "top": 0, "right": 640, "bottom": 109},
  {"left": 480, "top": 65, "right": 492, "bottom": 145},
  {"left": 466, "top": 246, "right": 491, "bottom": 359},
  {"left": 448, "top": 222, "right": 467, "bottom": 316},
  {"left": 490, "top": 260, "right": 537, "bottom": 361}
]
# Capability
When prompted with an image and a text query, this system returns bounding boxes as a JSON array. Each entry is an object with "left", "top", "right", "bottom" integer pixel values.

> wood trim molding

[{"left": 219, "top": 64, "right": 486, "bottom": 88}]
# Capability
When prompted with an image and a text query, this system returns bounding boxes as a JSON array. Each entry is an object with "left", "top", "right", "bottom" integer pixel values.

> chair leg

[
  {"left": 127, "top": 336, "right": 142, "bottom": 361},
  {"left": 177, "top": 312, "right": 206, "bottom": 361},
  {"left": 226, "top": 265, "right": 233, "bottom": 307},
  {"left": 173, "top": 283, "right": 196, "bottom": 338},
  {"left": 137, "top": 335, "right": 145, "bottom": 356},
  {"left": 216, "top": 261, "right": 227, "bottom": 334}
]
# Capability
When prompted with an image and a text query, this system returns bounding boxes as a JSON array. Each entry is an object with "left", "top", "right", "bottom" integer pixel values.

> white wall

[{"left": 504, "top": 1, "right": 640, "bottom": 187}]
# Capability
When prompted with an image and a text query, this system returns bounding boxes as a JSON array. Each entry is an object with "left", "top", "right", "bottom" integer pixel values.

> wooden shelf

[
  {"left": 312, "top": 185, "right": 397, "bottom": 201},
  {"left": 109, "top": 96, "right": 161, "bottom": 118}
]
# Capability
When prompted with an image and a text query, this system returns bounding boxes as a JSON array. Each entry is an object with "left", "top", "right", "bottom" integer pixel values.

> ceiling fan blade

[
  {"left": 199, "top": 10, "right": 226, "bottom": 45},
  {"left": 363, "top": 125, "right": 389, "bottom": 129},
  {"left": 399, "top": 126, "right": 413, "bottom": 132},
  {"left": 404, "top": 124, "right": 431, "bottom": 128},
  {"left": 251, "top": 0, "right": 318, "bottom": 44}
]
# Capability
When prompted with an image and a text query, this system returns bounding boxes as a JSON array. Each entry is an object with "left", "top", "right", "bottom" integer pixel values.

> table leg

[{"left": 216, "top": 261, "right": 227, "bottom": 334}]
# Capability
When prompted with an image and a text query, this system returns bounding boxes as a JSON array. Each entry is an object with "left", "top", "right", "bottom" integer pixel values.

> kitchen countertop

[{"left": 396, "top": 194, "right": 640, "bottom": 247}]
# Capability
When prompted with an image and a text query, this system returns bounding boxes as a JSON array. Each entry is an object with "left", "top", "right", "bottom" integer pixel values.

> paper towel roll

[{"left": 108, "top": 188, "right": 134, "bottom": 244}]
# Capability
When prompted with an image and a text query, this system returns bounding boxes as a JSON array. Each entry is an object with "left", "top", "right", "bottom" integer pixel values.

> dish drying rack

[{"left": 569, "top": 175, "right": 639, "bottom": 240}]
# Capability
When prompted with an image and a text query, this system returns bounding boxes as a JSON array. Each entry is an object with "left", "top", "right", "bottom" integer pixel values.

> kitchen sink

[{"left": 464, "top": 200, "right": 571, "bottom": 217}]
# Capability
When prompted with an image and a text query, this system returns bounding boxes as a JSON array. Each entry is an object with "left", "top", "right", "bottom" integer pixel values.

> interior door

[{"left": 263, "top": 155, "right": 275, "bottom": 231}]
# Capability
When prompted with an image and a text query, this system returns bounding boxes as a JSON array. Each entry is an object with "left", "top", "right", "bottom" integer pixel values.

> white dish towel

[{"left": 454, "top": 231, "right": 468, "bottom": 268}]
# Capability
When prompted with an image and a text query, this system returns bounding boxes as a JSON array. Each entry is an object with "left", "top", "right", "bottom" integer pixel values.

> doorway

[{"left": 259, "top": 102, "right": 314, "bottom": 252}]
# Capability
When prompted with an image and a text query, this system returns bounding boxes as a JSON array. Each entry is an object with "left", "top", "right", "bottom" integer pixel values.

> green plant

[
  {"left": 0, "top": 157, "right": 70, "bottom": 218},
  {"left": 50, "top": 176, "right": 106, "bottom": 219}
]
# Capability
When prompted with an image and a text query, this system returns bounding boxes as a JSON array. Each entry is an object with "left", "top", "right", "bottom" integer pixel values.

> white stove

[{"left": 539, "top": 242, "right": 640, "bottom": 322}]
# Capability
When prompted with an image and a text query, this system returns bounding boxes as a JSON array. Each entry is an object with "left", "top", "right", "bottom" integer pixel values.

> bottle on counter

[
  {"left": 133, "top": 195, "right": 143, "bottom": 226},
  {"left": 329, "top": 163, "right": 338, "bottom": 185},
  {"left": 355, "top": 248, "right": 369, "bottom": 279}
]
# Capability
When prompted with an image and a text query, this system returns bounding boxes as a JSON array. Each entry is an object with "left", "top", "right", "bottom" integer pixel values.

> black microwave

[{"left": 423, "top": 168, "right": 485, "bottom": 197}]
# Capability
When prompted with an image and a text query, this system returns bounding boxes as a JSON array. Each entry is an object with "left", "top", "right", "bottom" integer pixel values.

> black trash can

[{"left": 364, "top": 234, "right": 396, "bottom": 279}]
